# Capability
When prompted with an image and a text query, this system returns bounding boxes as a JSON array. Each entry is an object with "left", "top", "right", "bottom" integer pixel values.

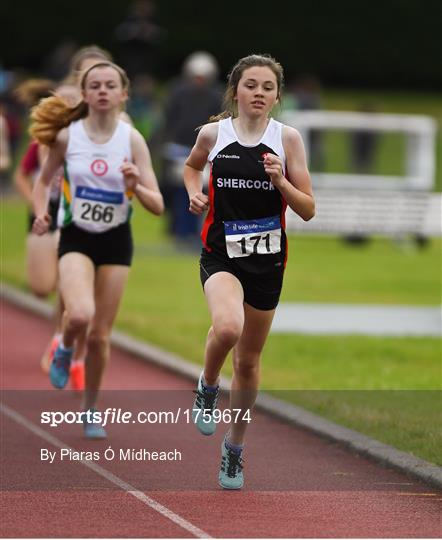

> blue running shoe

[
  {"left": 219, "top": 436, "right": 244, "bottom": 490},
  {"left": 192, "top": 372, "right": 219, "bottom": 436},
  {"left": 82, "top": 408, "right": 107, "bottom": 439},
  {"left": 49, "top": 344, "right": 72, "bottom": 389}
]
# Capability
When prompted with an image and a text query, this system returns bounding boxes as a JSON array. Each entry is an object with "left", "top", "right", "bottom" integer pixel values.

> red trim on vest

[
  {"left": 200, "top": 163, "right": 214, "bottom": 251},
  {"left": 281, "top": 198, "right": 288, "bottom": 268}
]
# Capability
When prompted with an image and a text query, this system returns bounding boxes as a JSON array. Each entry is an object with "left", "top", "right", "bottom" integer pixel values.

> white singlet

[{"left": 57, "top": 119, "right": 133, "bottom": 233}]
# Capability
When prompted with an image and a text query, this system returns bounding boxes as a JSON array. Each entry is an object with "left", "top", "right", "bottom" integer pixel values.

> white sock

[{"left": 59, "top": 341, "right": 73, "bottom": 352}]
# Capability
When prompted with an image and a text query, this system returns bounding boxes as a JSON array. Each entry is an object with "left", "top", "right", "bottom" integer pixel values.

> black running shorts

[
  {"left": 58, "top": 222, "right": 133, "bottom": 267},
  {"left": 199, "top": 249, "right": 284, "bottom": 311}
]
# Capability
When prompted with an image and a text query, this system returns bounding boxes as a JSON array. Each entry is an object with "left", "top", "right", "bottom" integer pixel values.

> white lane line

[{"left": 1, "top": 402, "right": 211, "bottom": 539}]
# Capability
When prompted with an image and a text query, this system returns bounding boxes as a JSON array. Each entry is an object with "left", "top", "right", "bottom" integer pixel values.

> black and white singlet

[{"left": 201, "top": 117, "right": 288, "bottom": 275}]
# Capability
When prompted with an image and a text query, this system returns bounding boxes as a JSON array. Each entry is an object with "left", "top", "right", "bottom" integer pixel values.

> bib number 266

[
  {"left": 73, "top": 186, "right": 125, "bottom": 228},
  {"left": 80, "top": 202, "right": 114, "bottom": 224}
]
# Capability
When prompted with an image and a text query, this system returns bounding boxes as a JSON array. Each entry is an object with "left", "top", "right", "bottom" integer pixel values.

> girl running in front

[
  {"left": 184, "top": 54, "right": 315, "bottom": 489},
  {"left": 31, "top": 62, "right": 164, "bottom": 438}
]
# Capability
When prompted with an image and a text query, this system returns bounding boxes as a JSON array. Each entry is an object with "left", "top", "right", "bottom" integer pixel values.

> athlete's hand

[
  {"left": 120, "top": 159, "right": 140, "bottom": 192},
  {"left": 189, "top": 192, "right": 209, "bottom": 215},
  {"left": 32, "top": 213, "right": 51, "bottom": 235},
  {"left": 263, "top": 153, "right": 285, "bottom": 188}
]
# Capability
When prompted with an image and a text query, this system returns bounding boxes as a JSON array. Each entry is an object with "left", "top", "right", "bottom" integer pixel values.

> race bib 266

[{"left": 73, "top": 186, "right": 126, "bottom": 227}]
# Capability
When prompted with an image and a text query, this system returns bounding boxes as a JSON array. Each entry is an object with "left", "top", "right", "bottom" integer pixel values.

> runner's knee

[
  {"left": 30, "top": 286, "right": 52, "bottom": 299},
  {"left": 66, "top": 308, "right": 93, "bottom": 332},
  {"left": 28, "top": 276, "right": 55, "bottom": 298},
  {"left": 213, "top": 319, "right": 242, "bottom": 348},
  {"left": 87, "top": 331, "right": 109, "bottom": 352},
  {"left": 233, "top": 353, "right": 260, "bottom": 379}
]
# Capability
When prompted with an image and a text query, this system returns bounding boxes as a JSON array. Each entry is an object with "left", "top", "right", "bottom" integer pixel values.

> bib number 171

[
  {"left": 224, "top": 216, "right": 281, "bottom": 258},
  {"left": 237, "top": 233, "right": 271, "bottom": 255}
]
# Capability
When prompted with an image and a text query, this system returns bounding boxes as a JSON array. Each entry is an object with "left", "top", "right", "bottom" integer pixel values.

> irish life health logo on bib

[{"left": 223, "top": 215, "right": 281, "bottom": 258}]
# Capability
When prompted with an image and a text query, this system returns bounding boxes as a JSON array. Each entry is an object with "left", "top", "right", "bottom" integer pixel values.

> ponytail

[
  {"left": 208, "top": 86, "right": 236, "bottom": 123},
  {"left": 208, "top": 110, "right": 231, "bottom": 123},
  {"left": 29, "top": 95, "right": 88, "bottom": 145}
]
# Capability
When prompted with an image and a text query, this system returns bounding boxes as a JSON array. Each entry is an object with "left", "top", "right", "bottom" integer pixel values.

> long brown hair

[
  {"left": 29, "top": 62, "right": 130, "bottom": 146},
  {"left": 14, "top": 79, "right": 56, "bottom": 107},
  {"left": 209, "top": 54, "right": 284, "bottom": 122}
]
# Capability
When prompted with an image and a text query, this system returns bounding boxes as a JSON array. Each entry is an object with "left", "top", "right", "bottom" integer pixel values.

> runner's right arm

[
  {"left": 184, "top": 123, "right": 217, "bottom": 215},
  {"left": 32, "top": 129, "right": 67, "bottom": 234}
]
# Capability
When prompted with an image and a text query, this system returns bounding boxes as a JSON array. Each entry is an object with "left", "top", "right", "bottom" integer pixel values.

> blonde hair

[
  {"left": 30, "top": 62, "right": 130, "bottom": 146},
  {"left": 14, "top": 79, "right": 56, "bottom": 107},
  {"left": 210, "top": 54, "right": 284, "bottom": 122}
]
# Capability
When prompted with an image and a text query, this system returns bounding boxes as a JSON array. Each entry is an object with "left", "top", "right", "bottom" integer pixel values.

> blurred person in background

[
  {"left": 13, "top": 78, "right": 70, "bottom": 374},
  {"left": 161, "top": 51, "right": 222, "bottom": 246},
  {"left": 31, "top": 62, "right": 163, "bottom": 438},
  {"left": 14, "top": 80, "right": 59, "bottom": 293},
  {"left": 43, "top": 39, "right": 78, "bottom": 81},
  {"left": 284, "top": 75, "right": 325, "bottom": 171},
  {"left": 184, "top": 54, "right": 314, "bottom": 489},
  {"left": 1, "top": 86, "right": 23, "bottom": 166},
  {"left": 350, "top": 102, "right": 379, "bottom": 174},
  {"left": 0, "top": 101, "right": 12, "bottom": 186},
  {"left": 114, "top": 0, "right": 166, "bottom": 78},
  {"left": 126, "top": 72, "right": 160, "bottom": 142}
]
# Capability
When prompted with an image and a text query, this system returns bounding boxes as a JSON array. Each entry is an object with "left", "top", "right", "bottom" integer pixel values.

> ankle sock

[
  {"left": 59, "top": 342, "right": 73, "bottom": 353},
  {"left": 71, "top": 358, "right": 84, "bottom": 366},
  {"left": 202, "top": 375, "right": 218, "bottom": 393},
  {"left": 225, "top": 437, "right": 244, "bottom": 455}
]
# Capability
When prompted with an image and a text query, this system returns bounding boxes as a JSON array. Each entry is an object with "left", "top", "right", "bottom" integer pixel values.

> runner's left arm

[
  {"left": 264, "top": 126, "right": 315, "bottom": 221},
  {"left": 121, "top": 129, "right": 164, "bottom": 216}
]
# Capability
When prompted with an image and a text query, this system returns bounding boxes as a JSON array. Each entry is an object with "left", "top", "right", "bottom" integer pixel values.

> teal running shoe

[
  {"left": 49, "top": 344, "right": 72, "bottom": 389},
  {"left": 218, "top": 436, "right": 244, "bottom": 490},
  {"left": 192, "top": 372, "right": 219, "bottom": 436},
  {"left": 82, "top": 408, "right": 107, "bottom": 439}
]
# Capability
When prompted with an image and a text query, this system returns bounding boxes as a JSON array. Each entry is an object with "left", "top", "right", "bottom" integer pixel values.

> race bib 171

[{"left": 224, "top": 215, "right": 281, "bottom": 258}]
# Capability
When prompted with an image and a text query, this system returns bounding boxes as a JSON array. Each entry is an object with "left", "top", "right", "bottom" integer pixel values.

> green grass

[
  {"left": 268, "top": 390, "right": 441, "bottom": 466},
  {"left": 2, "top": 172, "right": 441, "bottom": 464}
]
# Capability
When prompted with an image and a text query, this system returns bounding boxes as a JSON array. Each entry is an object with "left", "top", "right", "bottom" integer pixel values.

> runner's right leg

[{"left": 193, "top": 272, "right": 244, "bottom": 435}]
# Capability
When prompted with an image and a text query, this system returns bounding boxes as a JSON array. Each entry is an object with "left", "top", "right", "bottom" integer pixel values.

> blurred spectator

[
  {"left": 127, "top": 73, "right": 161, "bottom": 142},
  {"left": 160, "top": 51, "right": 222, "bottom": 244},
  {"left": 284, "top": 75, "right": 325, "bottom": 171},
  {"left": 114, "top": 0, "right": 166, "bottom": 78},
  {"left": 0, "top": 103, "right": 12, "bottom": 190},
  {"left": 350, "top": 102, "right": 379, "bottom": 174},
  {"left": 296, "top": 75, "right": 325, "bottom": 171},
  {"left": 43, "top": 39, "right": 78, "bottom": 81},
  {"left": 1, "top": 89, "right": 23, "bottom": 161}
]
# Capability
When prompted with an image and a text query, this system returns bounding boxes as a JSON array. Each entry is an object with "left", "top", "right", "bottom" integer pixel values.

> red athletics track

[{"left": 1, "top": 299, "right": 441, "bottom": 538}]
